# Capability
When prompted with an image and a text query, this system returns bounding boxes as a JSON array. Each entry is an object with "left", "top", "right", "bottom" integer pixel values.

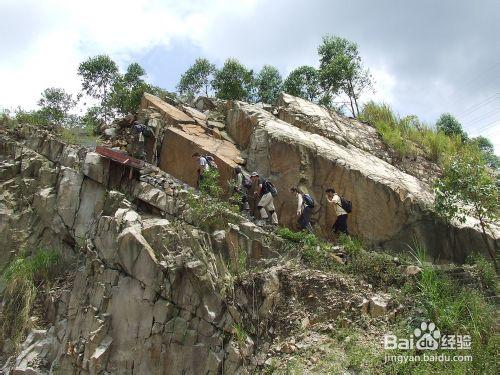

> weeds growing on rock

[
  {"left": 187, "top": 191, "right": 239, "bottom": 231},
  {"left": 360, "top": 101, "right": 463, "bottom": 163},
  {"left": 0, "top": 249, "right": 61, "bottom": 350}
]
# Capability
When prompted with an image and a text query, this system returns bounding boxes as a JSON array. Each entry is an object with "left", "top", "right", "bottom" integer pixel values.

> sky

[{"left": 1, "top": 0, "right": 499, "bottom": 152}]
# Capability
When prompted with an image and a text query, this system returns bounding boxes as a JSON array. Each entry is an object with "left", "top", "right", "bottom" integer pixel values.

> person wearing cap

[{"left": 250, "top": 172, "right": 278, "bottom": 225}]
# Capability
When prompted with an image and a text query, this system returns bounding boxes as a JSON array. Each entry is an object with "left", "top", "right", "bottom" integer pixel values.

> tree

[
  {"left": 109, "top": 62, "right": 151, "bottom": 115},
  {"left": 77, "top": 55, "right": 119, "bottom": 123},
  {"left": 434, "top": 145, "right": 499, "bottom": 270},
  {"left": 283, "top": 65, "right": 321, "bottom": 102},
  {"left": 471, "top": 136, "right": 499, "bottom": 169},
  {"left": 318, "top": 35, "right": 373, "bottom": 117},
  {"left": 436, "top": 113, "right": 467, "bottom": 141},
  {"left": 177, "top": 58, "right": 216, "bottom": 101},
  {"left": 37, "top": 87, "right": 76, "bottom": 125},
  {"left": 212, "top": 58, "right": 255, "bottom": 101},
  {"left": 255, "top": 65, "right": 282, "bottom": 104}
]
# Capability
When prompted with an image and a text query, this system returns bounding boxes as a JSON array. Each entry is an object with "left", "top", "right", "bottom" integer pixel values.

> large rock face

[
  {"left": 226, "top": 96, "right": 499, "bottom": 262},
  {"left": 159, "top": 124, "right": 243, "bottom": 193},
  {"left": 0, "top": 129, "right": 286, "bottom": 373}
]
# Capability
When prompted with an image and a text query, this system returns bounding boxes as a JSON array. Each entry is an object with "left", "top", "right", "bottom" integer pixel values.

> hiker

[
  {"left": 131, "top": 120, "right": 146, "bottom": 160},
  {"left": 192, "top": 152, "right": 209, "bottom": 187},
  {"left": 326, "top": 188, "right": 349, "bottom": 235},
  {"left": 250, "top": 172, "right": 278, "bottom": 226},
  {"left": 247, "top": 173, "right": 260, "bottom": 219},
  {"left": 234, "top": 167, "right": 250, "bottom": 211},
  {"left": 291, "top": 187, "right": 314, "bottom": 232}
]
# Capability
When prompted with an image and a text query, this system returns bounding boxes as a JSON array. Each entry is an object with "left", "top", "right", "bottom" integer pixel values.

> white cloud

[
  {"left": 0, "top": 0, "right": 498, "bottom": 153},
  {"left": 0, "top": 0, "right": 262, "bottom": 109}
]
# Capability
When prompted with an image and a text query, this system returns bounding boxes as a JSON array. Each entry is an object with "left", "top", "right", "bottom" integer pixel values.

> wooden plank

[{"left": 96, "top": 146, "right": 144, "bottom": 169}]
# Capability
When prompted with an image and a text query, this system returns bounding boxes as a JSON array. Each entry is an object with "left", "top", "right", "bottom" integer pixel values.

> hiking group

[{"left": 192, "top": 152, "right": 351, "bottom": 235}]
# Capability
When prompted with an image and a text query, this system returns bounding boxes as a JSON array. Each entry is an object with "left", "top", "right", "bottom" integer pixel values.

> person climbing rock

[
  {"left": 251, "top": 172, "right": 278, "bottom": 226},
  {"left": 234, "top": 167, "right": 250, "bottom": 211},
  {"left": 326, "top": 188, "right": 349, "bottom": 235},
  {"left": 131, "top": 120, "right": 146, "bottom": 160},
  {"left": 247, "top": 172, "right": 260, "bottom": 219},
  {"left": 291, "top": 187, "right": 314, "bottom": 232},
  {"left": 192, "top": 152, "right": 209, "bottom": 188}
]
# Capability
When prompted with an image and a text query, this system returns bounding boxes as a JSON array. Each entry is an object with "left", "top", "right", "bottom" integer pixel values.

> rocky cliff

[
  {"left": 0, "top": 129, "right": 279, "bottom": 373},
  {"left": 0, "top": 91, "right": 497, "bottom": 373}
]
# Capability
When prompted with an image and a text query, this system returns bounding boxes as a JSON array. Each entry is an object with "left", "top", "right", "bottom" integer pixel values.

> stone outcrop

[
  {"left": 140, "top": 92, "right": 195, "bottom": 125},
  {"left": 226, "top": 96, "right": 499, "bottom": 262}
]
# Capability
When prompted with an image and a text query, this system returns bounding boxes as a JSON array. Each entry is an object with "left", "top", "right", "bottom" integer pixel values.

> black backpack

[
  {"left": 339, "top": 196, "right": 352, "bottom": 213},
  {"left": 264, "top": 180, "right": 278, "bottom": 197},
  {"left": 204, "top": 155, "right": 218, "bottom": 170},
  {"left": 303, "top": 194, "right": 315, "bottom": 208},
  {"left": 243, "top": 176, "right": 252, "bottom": 189}
]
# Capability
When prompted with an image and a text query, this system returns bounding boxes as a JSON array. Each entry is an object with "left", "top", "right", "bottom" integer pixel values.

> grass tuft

[{"left": 1, "top": 249, "right": 61, "bottom": 350}]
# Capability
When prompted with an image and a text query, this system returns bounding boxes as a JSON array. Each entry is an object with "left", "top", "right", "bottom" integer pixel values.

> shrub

[
  {"left": 199, "top": 168, "right": 222, "bottom": 198},
  {"left": 338, "top": 233, "right": 363, "bottom": 257},
  {"left": 466, "top": 253, "right": 498, "bottom": 293},
  {"left": 346, "top": 250, "right": 404, "bottom": 288},
  {"left": 187, "top": 192, "right": 239, "bottom": 232}
]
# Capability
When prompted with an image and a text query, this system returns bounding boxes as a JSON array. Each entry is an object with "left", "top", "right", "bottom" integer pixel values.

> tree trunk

[
  {"left": 353, "top": 91, "right": 360, "bottom": 117},
  {"left": 346, "top": 80, "right": 356, "bottom": 117},
  {"left": 478, "top": 218, "right": 498, "bottom": 272}
]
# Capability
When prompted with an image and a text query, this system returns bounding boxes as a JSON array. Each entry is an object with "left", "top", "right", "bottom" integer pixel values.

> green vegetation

[
  {"left": 283, "top": 65, "right": 321, "bottom": 102},
  {"left": 0, "top": 249, "right": 61, "bottom": 349},
  {"left": 187, "top": 169, "right": 240, "bottom": 231},
  {"left": 37, "top": 87, "right": 76, "bottom": 126},
  {"left": 177, "top": 58, "right": 216, "bottom": 101},
  {"left": 255, "top": 65, "right": 283, "bottom": 104},
  {"left": 470, "top": 135, "right": 499, "bottom": 168},
  {"left": 360, "top": 101, "right": 464, "bottom": 161},
  {"left": 318, "top": 35, "right": 373, "bottom": 116},
  {"left": 385, "top": 261, "right": 498, "bottom": 374},
  {"left": 77, "top": 54, "right": 119, "bottom": 124},
  {"left": 199, "top": 168, "right": 223, "bottom": 198},
  {"left": 212, "top": 58, "right": 255, "bottom": 101},
  {"left": 276, "top": 228, "right": 340, "bottom": 271},
  {"left": 435, "top": 112, "right": 467, "bottom": 141},
  {"left": 466, "top": 253, "right": 498, "bottom": 292},
  {"left": 434, "top": 145, "right": 499, "bottom": 269}
]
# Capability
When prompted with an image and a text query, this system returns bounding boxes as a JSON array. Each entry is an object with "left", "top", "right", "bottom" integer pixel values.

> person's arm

[
  {"left": 255, "top": 183, "right": 262, "bottom": 196},
  {"left": 236, "top": 173, "right": 243, "bottom": 191},
  {"left": 297, "top": 194, "right": 303, "bottom": 216}
]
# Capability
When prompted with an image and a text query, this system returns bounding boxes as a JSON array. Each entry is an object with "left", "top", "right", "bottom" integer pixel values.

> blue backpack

[{"left": 303, "top": 194, "right": 314, "bottom": 208}]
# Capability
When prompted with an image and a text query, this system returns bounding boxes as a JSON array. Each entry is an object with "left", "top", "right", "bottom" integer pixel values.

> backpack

[
  {"left": 142, "top": 126, "right": 154, "bottom": 137},
  {"left": 303, "top": 194, "right": 315, "bottom": 208},
  {"left": 264, "top": 180, "right": 278, "bottom": 197},
  {"left": 204, "top": 155, "right": 218, "bottom": 170},
  {"left": 339, "top": 196, "right": 352, "bottom": 213},
  {"left": 243, "top": 175, "right": 252, "bottom": 189}
]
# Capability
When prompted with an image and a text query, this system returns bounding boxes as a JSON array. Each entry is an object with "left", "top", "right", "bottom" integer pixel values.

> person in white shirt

[
  {"left": 290, "top": 187, "right": 313, "bottom": 232},
  {"left": 192, "top": 152, "right": 209, "bottom": 187},
  {"left": 325, "top": 188, "right": 349, "bottom": 235}
]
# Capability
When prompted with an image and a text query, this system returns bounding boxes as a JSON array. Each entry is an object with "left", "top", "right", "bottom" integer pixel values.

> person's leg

[
  {"left": 302, "top": 206, "right": 313, "bottom": 232},
  {"left": 265, "top": 196, "right": 278, "bottom": 225},
  {"left": 258, "top": 193, "right": 271, "bottom": 219},
  {"left": 338, "top": 214, "right": 348, "bottom": 234},
  {"left": 332, "top": 216, "right": 340, "bottom": 233}
]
